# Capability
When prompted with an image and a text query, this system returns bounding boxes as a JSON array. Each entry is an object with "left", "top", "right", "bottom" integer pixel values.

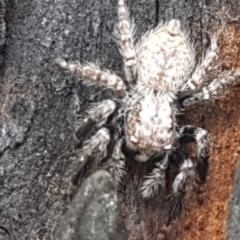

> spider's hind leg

[
  {"left": 115, "top": 0, "right": 137, "bottom": 84},
  {"left": 179, "top": 125, "right": 210, "bottom": 183},
  {"left": 180, "top": 37, "right": 219, "bottom": 94},
  {"left": 56, "top": 59, "right": 126, "bottom": 95}
]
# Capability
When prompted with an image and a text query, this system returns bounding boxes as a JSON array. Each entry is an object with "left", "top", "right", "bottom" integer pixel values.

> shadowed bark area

[{"left": 0, "top": 0, "right": 239, "bottom": 239}]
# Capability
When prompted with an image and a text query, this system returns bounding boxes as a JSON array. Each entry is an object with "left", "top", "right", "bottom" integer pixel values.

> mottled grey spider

[{"left": 56, "top": 0, "right": 239, "bottom": 222}]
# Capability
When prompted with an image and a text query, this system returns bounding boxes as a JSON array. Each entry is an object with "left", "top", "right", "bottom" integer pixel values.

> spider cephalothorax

[
  {"left": 57, "top": 0, "right": 239, "bottom": 222},
  {"left": 125, "top": 95, "right": 175, "bottom": 160}
]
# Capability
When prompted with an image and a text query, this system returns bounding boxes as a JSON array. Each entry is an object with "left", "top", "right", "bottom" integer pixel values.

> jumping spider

[{"left": 57, "top": 0, "right": 239, "bottom": 222}]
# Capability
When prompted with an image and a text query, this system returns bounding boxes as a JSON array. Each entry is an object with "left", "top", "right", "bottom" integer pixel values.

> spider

[{"left": 56, "top": 0, "right": 239, "bottom": 222}]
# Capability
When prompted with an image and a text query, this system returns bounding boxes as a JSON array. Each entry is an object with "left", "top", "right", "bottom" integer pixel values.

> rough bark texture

[
  {"left": 55, "top": 170, "right": 127, "bottom": 240},
  {"left": 0, "top": 0, "right": 240, "bottom": 239},
  {"left": 226, "top": 160, "right": 240, "bottom": 240}
]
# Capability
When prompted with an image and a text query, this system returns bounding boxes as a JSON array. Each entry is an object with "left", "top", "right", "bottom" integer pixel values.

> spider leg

[
  {"left": 167, "top": 150, "right": 194, "bottom": 223},
  {"left": 75, "top": 100, "right": 118, "bottom": 143},
  {"left": 140, "top": 152, "right": 169, "bottom": 199},
  {"left": 179, "top": 125, "right": 210, "bottom": 183},
  {"left": 105, "top": 138, "right": 126, "bottom": 185},
  {"left": 180, "top": 37, "right": 219, "bottom": 94},
  {"left": 114, "top": 0, "right": 137, "bottom": 84},
  {"left": 74, "top": 128, "right": 111, "bottom": 181},
  {"left": 181, "top": 71, "right": 239, "bottom": 106},
  {"left": 56, "top": 59, "right": 126, "bottom": 95}
]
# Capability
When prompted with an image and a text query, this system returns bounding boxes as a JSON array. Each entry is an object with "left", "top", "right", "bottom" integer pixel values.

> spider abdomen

[{"left": 137, "top": 20, "right": 193, "bottom": 96}]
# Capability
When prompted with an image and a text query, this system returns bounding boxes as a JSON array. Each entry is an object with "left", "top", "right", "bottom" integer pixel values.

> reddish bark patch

[{"left": 180, "top": 24, "right": 240, "bottom": 240}]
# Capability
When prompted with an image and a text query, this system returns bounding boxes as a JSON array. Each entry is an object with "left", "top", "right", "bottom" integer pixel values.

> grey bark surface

[
  {"left": 226, "top": 159, "right": 240, "bottom": 240},
  {"left": 0, "top": 0, "right": 238, "bottom": 239},
  {"left": 55, "top": 170, "right": 127, "bottom": 240}
]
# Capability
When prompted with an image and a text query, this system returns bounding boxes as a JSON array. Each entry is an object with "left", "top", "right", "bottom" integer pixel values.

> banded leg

[
  {"left": 141, "top": 152, "right": 169, "bottom": 199},
  {"left": 115, "top": 0, "right": 137, "bottom": 83},
  {"left": 73, "top": 127, "right": 111, "bottom": 185},
  {"left": 179, "top": 125, "right": 210, "bottom": 183},
  {"left": 56, "top": 59, "right": 126, "bottom": 95},
  {"left": 77, "top": 128, "right": 111, "bottom": 171},
  {"left": 180, "top": 37, "right": 219, "bottom": 93},
  {"left": 75, "top": 100, "right": 117, "bottom": 142},
  {"left": 167, "top": 151, "right": 194, "bottom": 223},
  {"left": 106, "top": 138, "right": 126, "bottom": 185},
  {"left": 182, "top": 71, "right": 239, "bottom": 107}
]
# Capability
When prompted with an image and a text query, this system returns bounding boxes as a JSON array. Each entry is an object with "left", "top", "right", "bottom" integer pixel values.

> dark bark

[
  {"left": 226, "top": 159, "right": 240, "bottom": 240},
  {"left": 0, "top": 0, "right": 238, "bottom": 239},
  {"left": 55, "top": 170, "right": 127, "bottom": 240}
]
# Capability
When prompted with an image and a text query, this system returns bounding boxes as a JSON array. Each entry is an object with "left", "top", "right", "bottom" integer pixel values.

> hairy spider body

[{"left": 57, "top": 0, "right": 239, "bottom": 222}]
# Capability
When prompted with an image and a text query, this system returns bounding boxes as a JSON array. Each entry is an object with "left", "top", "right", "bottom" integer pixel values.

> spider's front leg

[
  {"left": 166, "top": 126, "right": 210, "bottom": 223},
  {"left": 73, "top": 128, "right": 111, "bottom": 184},
  {"left": 105, "top": 138, "right": 127, "bottom": 185},
  {"left": 179, "top": 125, "right": 210, "bottom": 183},
  {"left": 78, "top": 130, "right": 127, "bottom": 186},
  {"left": 74, "top": 125, "right": 127, "bottom": 186},
  {"left": 167, "top": 150, "right": 194, "bottom": 223},
  {"left": 75, "top": 99, "right": 118, "bottom": 143},
  {"left": 140, "top": 152, "right": 169, "bottom": 199},
  {"left": 115, "top": 0, "right": 137, "bottom": 84}
]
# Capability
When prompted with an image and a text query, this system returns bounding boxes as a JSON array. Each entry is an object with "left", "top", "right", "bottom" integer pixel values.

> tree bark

[
  {"left": 0, "top": 0, "right": 239, "bottom": 239},
  {"left": 226, "top": 159, "right": 240, "bottom": 240}
]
